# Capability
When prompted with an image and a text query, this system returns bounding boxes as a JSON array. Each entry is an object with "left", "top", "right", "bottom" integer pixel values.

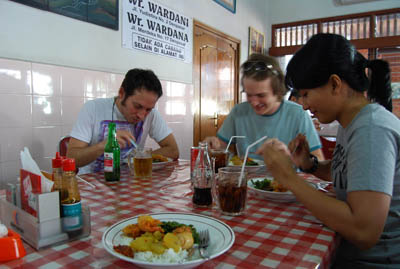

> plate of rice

[
  {"left": 125, "top": 154, "right": 173, "bottom": 171},
  {"left": 248, "top": 177, "right": 296, "bottom": 202},
  {"left": 151, "top": 154, "right": 173, "bottom": 171},
  {"left": 228, "top": 156, "right": 265, "bottom": 172},
  {"left": 102, "top": 212, "right": 235, "bottom": 269},
  {"left": 248, "top": 177, "right": 317, "bottom": 203}
]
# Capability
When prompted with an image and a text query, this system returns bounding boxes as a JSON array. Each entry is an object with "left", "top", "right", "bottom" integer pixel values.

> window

[{"left": 270, "top": 8, "right": 400, "bottom": 56}]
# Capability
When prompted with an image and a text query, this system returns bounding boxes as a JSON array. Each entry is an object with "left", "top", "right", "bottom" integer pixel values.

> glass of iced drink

[
  {"left": 214, "top": 166, "right": 247, "bottom": 216},
  {"left": 209, "top": 149, "right": 228, "bottom": 173}
]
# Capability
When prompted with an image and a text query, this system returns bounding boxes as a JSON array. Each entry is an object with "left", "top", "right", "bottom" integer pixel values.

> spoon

[{"left": 125, "top": 138, "right": 138, "bottom": 156}]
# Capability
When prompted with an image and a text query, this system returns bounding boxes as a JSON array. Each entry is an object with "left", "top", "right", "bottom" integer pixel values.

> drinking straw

[
  {"left": 125, "top": 138, "right": 138, "bottom": 157},
  {"left": 238, "top": 136, "right": 268, "bottom": 187},
  {"left": 76, "top": 175, "right": 96, "bottom": 189},
  {"left": 129, "top": 138, "right": 138, "bottom": 148},
  {"left": 225, "top": 136, "right": 245, "bottom": 152}
]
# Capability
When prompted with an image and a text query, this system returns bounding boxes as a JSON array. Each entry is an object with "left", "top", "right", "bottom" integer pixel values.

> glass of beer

[
  {"left": 214, "top": 166, "right": 247, "bottom": 216},
  {"left": 132, "top": 147, "right": 152, "bottom": 179}
]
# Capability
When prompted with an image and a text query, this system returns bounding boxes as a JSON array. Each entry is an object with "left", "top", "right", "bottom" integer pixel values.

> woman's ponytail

[{"left": 367, "top": 59, "right": 392, "bottom": 111}]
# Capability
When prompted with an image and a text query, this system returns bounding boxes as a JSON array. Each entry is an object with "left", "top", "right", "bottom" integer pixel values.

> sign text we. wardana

[{"left": 122, "top": 0, "right": 193, "bottom": 63}]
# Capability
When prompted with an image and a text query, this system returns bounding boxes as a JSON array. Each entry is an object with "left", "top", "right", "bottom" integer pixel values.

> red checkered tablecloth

[{"left": 1, "top": 160, "right": 339, "bottom": 268}]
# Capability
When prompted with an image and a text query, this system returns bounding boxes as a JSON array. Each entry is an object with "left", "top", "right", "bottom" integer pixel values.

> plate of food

[
  {"left": 102, "top": 212, "right": 235, "bottom": 269},
  {"left": 248, "top": 177, "right": 296, "bottom": 202},
  {"left": 151, "top": 154, "right": 173, "bottom": 171},
  {"left": 125, "top": 154, "right": 173, "bottom": 171},
  {"left": 228, "top": 155, "right": 265, "bottom": 172},
  {"left": 248, "top": 177, "right": 318, "bottom": 202}
]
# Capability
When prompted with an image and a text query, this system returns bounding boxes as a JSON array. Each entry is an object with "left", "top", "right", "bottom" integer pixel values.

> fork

[
  {"left": 309, "top": 181, "right": 330, "bottom": 192},
  {"left": 198, "top": 229, "right": 210, "bottom": 259}
]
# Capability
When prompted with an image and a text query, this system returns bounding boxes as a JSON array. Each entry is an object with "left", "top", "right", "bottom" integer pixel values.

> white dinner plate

[
  {"left": 124, "top": 157, "right": 173, "bottom": 171},
  {"left": 152, "top": 158, "right": 173, "bottom": 171},
  {"left": 248, "top": 177, "right": 318, "bottom": 203},
  {"left": 248, "top": 177, "right": 297, "bottom": 202},
  {"left": 102, "top": 212, "right": 235, "bottom": 269},
  {"left": 228, "top": 158, "right": 265, "bottom": 172}
]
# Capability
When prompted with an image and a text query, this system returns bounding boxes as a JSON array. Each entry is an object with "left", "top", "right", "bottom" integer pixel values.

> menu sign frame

[{"left": 122, "top": 0, "right": 193, "bottom": 63}]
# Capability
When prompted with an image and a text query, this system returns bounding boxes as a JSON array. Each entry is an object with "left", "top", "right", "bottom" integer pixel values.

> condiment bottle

[
  {"left": 52, "top": 152, "right": 64, "bottom": 215},
  {"left": 61, "top": 158, "right": 83, "bottom": 236},
  {"left": 192, "top": 142, "right": 214, "bottom": 207},
  {"left": 104, "top": 122, "right": 120, "bottom": 181},
  {"left": 52, "top": 152, "right": 63, "bottom": 191}
]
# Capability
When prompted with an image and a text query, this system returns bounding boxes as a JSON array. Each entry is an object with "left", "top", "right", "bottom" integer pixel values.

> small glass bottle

[
  {"left": 52, "top": 152, "right": 64, "bottom": 215},
  {"left": 192, "top": 142, "right": 214, "bottom": 207},
  {"left": 104, "top": 122, "right": 120, "bottom": 181},
  {"left": 61, "top": 158, "right": 83, "bottom": 237},
  {"left": 52, "top": 152, "right": 63, "bottom": 191}
]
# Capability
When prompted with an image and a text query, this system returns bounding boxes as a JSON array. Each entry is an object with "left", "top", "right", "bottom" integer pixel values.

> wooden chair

[
  {"left": 58, "top": 136, "right": 80, "bottom": 173},
  {"left": 319, "top": 136, "right": 336, "bottom": 160},
  {"left": 58, "top": 136, "right": 71, "bottom": 157}
]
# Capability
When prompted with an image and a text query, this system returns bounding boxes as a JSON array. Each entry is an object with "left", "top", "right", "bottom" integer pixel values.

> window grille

[{"left": 270, "top": 8, "right": 400, "bottom": 56}]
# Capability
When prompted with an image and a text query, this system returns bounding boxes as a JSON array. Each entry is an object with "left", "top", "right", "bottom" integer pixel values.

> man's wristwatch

[{"left": 300, "top": 154, "right": 318, "bottom": 173}]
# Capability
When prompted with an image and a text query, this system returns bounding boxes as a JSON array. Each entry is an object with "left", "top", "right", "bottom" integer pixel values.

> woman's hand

[
  {"left": 255, "top": 138, "right": 296, "bottom": 188},
  {"left": 289, "top": 134, "right": 315, "bottom": 170}
]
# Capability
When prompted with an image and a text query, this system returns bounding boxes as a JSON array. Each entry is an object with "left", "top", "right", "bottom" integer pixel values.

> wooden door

[{"left": 193, "top": 21, "right": 240, "bottom": 146}]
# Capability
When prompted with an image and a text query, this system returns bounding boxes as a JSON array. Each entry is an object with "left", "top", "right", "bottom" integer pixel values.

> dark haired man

[{"left": 67, "top": 68, "right": 179, "bottom": 174}]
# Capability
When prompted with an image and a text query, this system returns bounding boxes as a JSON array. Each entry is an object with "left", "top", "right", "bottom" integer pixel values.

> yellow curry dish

[
  {"left": 152, "top": 154, "right": 169, "bottom": 163},
  {"left": 230, "top": 155, "right": 259, "bottom": 166},
  {"left": 113, "top": 215, "right": 199, "bottom": 259}
]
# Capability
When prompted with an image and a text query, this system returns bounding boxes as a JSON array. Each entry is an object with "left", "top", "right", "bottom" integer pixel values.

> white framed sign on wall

[{"left": 122, "top": 0, "right": 193, "bottom": 63}]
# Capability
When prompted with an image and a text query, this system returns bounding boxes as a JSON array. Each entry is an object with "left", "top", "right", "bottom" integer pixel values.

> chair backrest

[
  {"left": 59, "top": 136, "right": 71, "bottom": 157},
  {"left": 58, "top": 136, "right": 80, "bottom": 173},
  {"left": 319, "top": 136, "right": 336, "bottom": 160}
]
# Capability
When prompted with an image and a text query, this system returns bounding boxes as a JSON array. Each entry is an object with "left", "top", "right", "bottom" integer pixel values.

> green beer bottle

[{"left": 104, "top": 122, "right": 120, "bottom": 181}]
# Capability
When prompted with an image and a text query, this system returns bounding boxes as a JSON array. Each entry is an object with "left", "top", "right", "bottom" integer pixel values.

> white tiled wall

[{"left": 0, "top": 58, "right": 194, "bottom": 189}]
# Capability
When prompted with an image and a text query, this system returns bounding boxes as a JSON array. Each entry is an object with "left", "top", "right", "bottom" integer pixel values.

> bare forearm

[
  {"left": 152, "top": 146, "right": 179, "bottom": 160},
  {"left": 288, "top": 176, "right": 382, "bottom": 249},
  {"left": 67, "top": 141, "right": 105, "bottom": 168}
]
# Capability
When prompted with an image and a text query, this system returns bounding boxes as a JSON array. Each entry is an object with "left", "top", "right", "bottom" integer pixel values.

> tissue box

[
  {"left": 19, "top": 169, "right": 60, "bottom": 222},
  {"left": 20, "top": 169, "right": 41, "bottom": 217}
]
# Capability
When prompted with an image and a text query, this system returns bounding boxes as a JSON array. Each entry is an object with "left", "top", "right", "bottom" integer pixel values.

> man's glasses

[{"left": 242, "top": 61, "right": 279, "bottom": 75}]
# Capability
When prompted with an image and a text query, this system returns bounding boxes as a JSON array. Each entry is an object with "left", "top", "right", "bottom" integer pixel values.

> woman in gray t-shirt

[{"left": 257, "top": 33, "right": 400, "bottom": 268}]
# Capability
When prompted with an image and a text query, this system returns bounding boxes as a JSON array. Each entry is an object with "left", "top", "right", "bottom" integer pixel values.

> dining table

[{"left": 1, "top": 160, "right": 339, "bottom": 268}]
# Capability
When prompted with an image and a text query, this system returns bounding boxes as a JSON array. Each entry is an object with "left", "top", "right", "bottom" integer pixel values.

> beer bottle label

[{"left": 104, "top": 152, "right": 114, "bottom": 172}]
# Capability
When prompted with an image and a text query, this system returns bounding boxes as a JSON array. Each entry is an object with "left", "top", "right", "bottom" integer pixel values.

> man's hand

[
  {"left": 203, "top": 136, "right": 226, "bottom": 150},
  {"left": 116, "top": 130, "right": 136, "bottom": 149},
  {"left": 66, "top": 137, "right": 106, "bottom": 168}
]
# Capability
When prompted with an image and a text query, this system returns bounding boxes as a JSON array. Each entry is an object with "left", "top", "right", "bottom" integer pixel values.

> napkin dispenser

[
  {"left": 0, "top": 198, "right": 91, "bottom": 250},
  {"left": 20, "top": 169, "right": 60, "bottom": 222}
]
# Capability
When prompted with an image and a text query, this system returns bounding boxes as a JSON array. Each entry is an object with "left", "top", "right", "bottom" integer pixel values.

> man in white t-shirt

[{"left": 67, "top": 69, "right": 179, "bottom": 174}]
